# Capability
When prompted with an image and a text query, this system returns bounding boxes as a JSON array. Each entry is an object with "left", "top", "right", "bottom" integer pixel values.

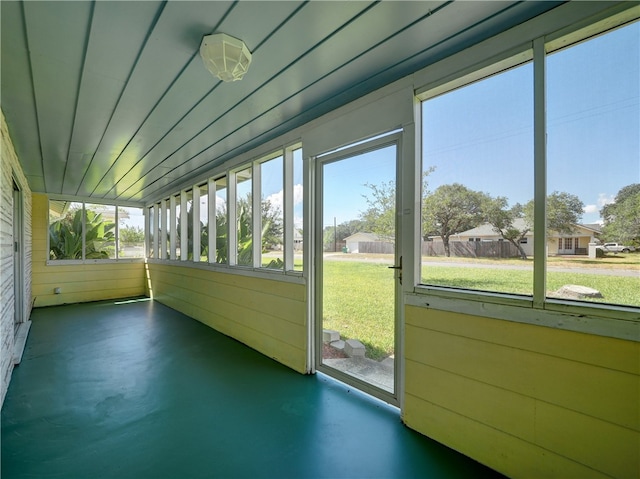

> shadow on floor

[{"left": 2, "top": 298, "right": 504, "bottom": 479}]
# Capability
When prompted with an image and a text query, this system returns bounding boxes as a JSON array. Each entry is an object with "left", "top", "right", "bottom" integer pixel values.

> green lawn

[
  {"left": 322, "top": 257, "right": 639, "bottom": 360},
  {"left": 424, "top": 266, "right": 640, "bottom": 305},
  {"left": 323, "top": 261, "right": 395, "bottom": 360}
]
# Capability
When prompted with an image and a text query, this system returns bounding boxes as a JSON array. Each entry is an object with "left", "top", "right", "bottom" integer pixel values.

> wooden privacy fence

[
  {"left": 330, "top": 240, "right": 520, "bottom": 258},
  {"left": 422, "top": 240, "right": 520, "bottom": 258},
  {"left": 357, "top": 241, "right": 395, "bottom": 254}
]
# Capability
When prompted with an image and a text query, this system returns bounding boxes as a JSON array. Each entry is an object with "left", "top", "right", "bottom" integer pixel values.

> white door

[{"left": 315, "top": 134, "right": 402, "bottom": 405}]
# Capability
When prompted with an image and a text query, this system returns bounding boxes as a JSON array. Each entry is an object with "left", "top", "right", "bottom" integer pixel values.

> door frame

[
  {"left": 12, "top": 178, "right": 24, "bottom": 331},
  {"left": 312, "top": 132, "right": 403, "bottom": 406}
]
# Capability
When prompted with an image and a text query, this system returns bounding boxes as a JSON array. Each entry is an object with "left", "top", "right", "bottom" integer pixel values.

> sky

[
  {"left": 426, "top": 21, "right": 639, "bottom": 226},
  {"left": 321, "top": 21, "right": 639, "bottom": 228}
]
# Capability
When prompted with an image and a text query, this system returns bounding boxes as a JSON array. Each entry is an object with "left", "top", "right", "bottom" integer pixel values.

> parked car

[{"left": 597, "top": 242, "right": 636, "bottom": 253}]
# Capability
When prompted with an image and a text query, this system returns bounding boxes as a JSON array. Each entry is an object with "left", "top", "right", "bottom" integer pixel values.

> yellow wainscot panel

[
  {"left": 405, "top": 305, "right": 640, "bottom": 375},
  {"left": 403, "top": 394, "right": 609, "bottom": 479},
  {"left": 405, "top": 358, "right": 536, "bottom": 442},
  {"left": 526, "top": 353, "right": 639, "bottom": 431},
  {"left": 535, "top": 400, "right": 640, "bottom": 478},
  {"left": 149, "top": 273, "right": 307, "bottom": 373},
  {"left": 163, "top": 294, "right": 306, "bottom": 373},
  {"left": 191, "top": 279, "right": 305, "bottom": 325},
  {"left": 191, "top": 287, "right": 307, "bottom": 347},
  {"left": 405, "top": 324, "right": 538, "bottom": 396}
]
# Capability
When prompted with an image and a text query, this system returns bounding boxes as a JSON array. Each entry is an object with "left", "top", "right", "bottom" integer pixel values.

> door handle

[
  {"left": 388, "top": 256, "right": 402, "bottom": 270},
  {"left": 388, "top": 256, "right": 402, "bottom": 284}
]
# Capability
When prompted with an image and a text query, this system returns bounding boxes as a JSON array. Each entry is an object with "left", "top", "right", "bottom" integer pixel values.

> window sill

[
  {"left": 146, "top": 258, "right": 305, "bottom": 284},
  {"left": 407, "top": 286, "right": 640, "bottom": 342},
  {"left": 46, "top": 258, "right": 146, "bottom": 266}
]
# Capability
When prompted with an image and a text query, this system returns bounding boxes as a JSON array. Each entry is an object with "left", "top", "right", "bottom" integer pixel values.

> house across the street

[
  {"left": 428, "top": 219, "right": 603, "bottom": 257},
  {"left": 344, "top": 232, "right": 381, "bottom": 253}
]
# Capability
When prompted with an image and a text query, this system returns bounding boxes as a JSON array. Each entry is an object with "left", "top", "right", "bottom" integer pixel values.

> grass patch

[
  {"left": 323, "top": 257, "right": 639, "bottom": 360},
  {"left": 322, "top": 261, "right": 395, "bottom": 360}
]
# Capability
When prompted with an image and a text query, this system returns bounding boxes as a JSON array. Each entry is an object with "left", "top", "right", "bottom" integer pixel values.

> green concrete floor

[{"left": 2, "top": 299, "right": 504, "bottom": 479}]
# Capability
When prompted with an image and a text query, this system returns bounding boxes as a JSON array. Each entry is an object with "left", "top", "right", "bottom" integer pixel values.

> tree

[
  {"left": 234, "top": 194, "right": 284, "bottom": 251},
  {"left": 483, "top": 191, "right": 583, "bottom": 259},
  {"left": 601, "top": 183, "right": 640, "bottom": 245},
  {"left": 119, "top": 225, "right": 144, "bottom": 244},
  {"left": 213, "top": 194, "right": 284, "bottom": 267},
  {"left": 483, "top": 197, "right": 532, "bottom": 259},
  {"left": 359, "top": 168, "right": 435, "bottom": 242},
  {"left": 360, "top": 180, "right": 396, "bottom": 242},
  {"left": 49, "top": 208, "right": 115, "bottom": 259},
  {"left": 259, "top": 198, "right": 284, "bottom": 251},
  {"left": 546, "top": 191, "right": 584, "bottom": 235},
  {"left": 323, "top": 219, "right": 364, "bottom": 252},
  {"left": 422, "top": 183, "right": 489, "bottom": 257}
]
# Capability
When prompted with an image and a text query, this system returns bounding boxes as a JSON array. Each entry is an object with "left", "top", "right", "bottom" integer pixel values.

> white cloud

[
  {"left": 266, "top": 190, "right": 284, "bottom": 211},
  {"left": 597, "top": 193, "right": 615, "bottom": 207},
  {"left": 216, "top": 194, "right": 226, "bottom": 210},
  {"left": 584, "top": 193, "right": 615, "bottom": 215},
  {"left": 293, "top": 184, "right": 303, "bottom": 205},
  {"left": 584, "top": 204, "right": 599, "bottom": 214},
  {"left": 265, "top": 184, "right": 304, "bottom": 211}
]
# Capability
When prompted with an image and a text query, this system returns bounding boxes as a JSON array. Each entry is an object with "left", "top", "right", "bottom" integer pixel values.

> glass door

[{"left": 316, "top": 135, "right": 401, "bottom": 404}]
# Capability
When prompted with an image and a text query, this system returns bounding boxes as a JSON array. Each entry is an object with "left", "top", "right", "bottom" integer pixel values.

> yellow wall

[
  {"left": 146, "top": 263, "right": 307, "bottom": 374},
  {"left": 403, "top": 305, "right": 640, "bottom": 478},
  {"left": 31, "top": 194, "right": 146, "bottom": 306}
]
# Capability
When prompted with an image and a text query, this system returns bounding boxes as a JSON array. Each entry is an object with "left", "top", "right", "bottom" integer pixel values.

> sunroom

[{"left": 2, "top": 1, "right": 638, "bottom": 478}]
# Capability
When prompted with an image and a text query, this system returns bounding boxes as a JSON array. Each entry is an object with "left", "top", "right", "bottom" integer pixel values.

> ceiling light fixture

[{"left": 199, "top": 33, "right": 252, "bottom": 82}]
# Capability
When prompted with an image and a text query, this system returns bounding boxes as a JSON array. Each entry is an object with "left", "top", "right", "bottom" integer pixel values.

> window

[
  {"left": 49, "top": 200, "right": 143, "bottom": 261},
  {"left": 547, "top": 21, "right": 639, "bottom": 307},
  {"left": 184, "top": 190, "right": 194, "bottom": 260},
  {"left": 84, "top": 204, "right": 116, "bottom": 259},
  {"left": 144, "top": 145, "right": 303, "bottom": 274},
  {"left": 235, "top": 167, "right": 253, "bottom": 266},
  {"left": 419, "top": 19, "right": 639, "bottom": 310},
  {"left": 198, "top": 183, "right": 208, "bottom": 262},
  {"left": 214, "top": 177, "right": 228, "bottom": 264},
  {"left": 174, "top": 194, "right": 181, "bottom": 259},
  {"left": 260, "top": 155, "right": 284, "bottom": 269},
  {"left": 119, "top": 206, "right": 145, "bottom": 258},
  {"left": 160, "top": 200, "right": 169, "bottom": 259},
  {"left": 292, "top": 147, "right": 304, "bottom": 271},
  {"left": 49, "top": 201, "right": 84, "bottom": 260},
  {"left": 421, "top": 61, "right": 534, "bottom": 295},
  {"left": 147, "top": 206, "right": 155, "bottom": 259}
]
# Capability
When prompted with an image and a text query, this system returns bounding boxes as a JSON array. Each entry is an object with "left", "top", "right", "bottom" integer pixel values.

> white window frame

[
  {"left": 170, "top": 195, "right": 178, "bottom": 260},
  {"left": 180, "top": 190, "right": 188, "bottom": 261},
  {"left": 413, "top": 5, "right": 639, "bottom": 341},
  {"left": 193, "top": 186, "right": 201, "bottom": 262},
  {"left": 47, "top": 198, "right": 145, "bottom": 264},
  {"left": 283, "top": 145, "right": 296, "bottom": 271},
  {"left": 159, "top": 199, "right": 168, "bottom": 260}
]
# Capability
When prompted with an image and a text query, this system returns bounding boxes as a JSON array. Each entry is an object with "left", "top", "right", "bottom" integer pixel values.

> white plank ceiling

[{"left": 1, "top": 0, "right": 562, "bottom": 204}]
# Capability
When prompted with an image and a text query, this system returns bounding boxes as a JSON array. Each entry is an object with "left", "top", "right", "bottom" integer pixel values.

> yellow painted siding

[
  {"left": 403, "top": 305, "right": 640, "bottom": 479},
  {"left": 31, "top": 194, "right": 145, "bottom": 307},
  {"left": 146, "top": 263, "right": 307, "bottom": 374}
]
